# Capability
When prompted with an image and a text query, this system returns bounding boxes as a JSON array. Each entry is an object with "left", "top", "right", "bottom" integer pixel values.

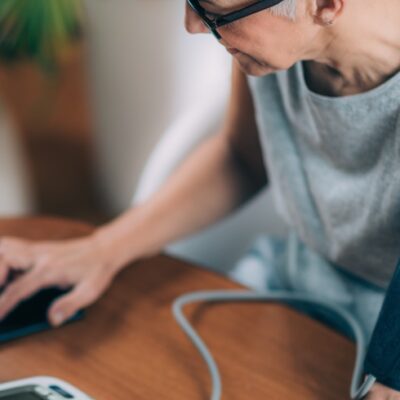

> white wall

[
  {"left": 0, "top": 103, "right": 33, "bottom": 215},
  {"left": 84, "top": 0, "right": 231, "bottom": 213}
]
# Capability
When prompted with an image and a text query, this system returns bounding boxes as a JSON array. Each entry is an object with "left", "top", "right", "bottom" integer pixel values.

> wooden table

[{"left": 0, "top": 217, "right": 356, "bottom": 399}]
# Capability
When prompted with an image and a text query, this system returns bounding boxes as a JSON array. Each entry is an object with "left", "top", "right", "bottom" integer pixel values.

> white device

[{"left": 0, "top": 376, "right": 93, "bottom": 399}]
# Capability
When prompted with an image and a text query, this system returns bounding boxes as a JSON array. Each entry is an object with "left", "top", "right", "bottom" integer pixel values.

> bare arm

[
  {"left": 100, "top": 61, "right": 267, "bottom": 268},
  {"left": 0, "top": 61, "right": 267, "bottom": 325}
]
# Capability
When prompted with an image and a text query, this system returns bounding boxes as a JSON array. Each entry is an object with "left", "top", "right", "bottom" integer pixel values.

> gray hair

[{"left": 269, "top": 0, "right": 297, "bottom": 20}]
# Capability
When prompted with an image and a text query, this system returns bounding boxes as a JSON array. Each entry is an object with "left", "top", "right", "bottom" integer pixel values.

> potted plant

[
  {"left": 0, "top": 0, "right": 83, "bottom": 215},
  {"left": 0, "top": 0, "right": 82, "bottom": 69}
]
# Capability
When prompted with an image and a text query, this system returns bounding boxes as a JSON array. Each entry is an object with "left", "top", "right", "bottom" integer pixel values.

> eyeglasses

[{"left": 187, "top": 0, "right": 285, "bottom": 40}]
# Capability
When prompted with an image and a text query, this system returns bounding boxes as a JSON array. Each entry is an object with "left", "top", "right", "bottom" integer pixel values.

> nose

[{"left": 185, "top": 4, "right": 209, "bottom": 34}]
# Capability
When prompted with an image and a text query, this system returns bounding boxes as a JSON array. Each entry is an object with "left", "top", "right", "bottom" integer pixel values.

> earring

[{"left": 322, "top": 19, "right": 333, "bottom": 26}]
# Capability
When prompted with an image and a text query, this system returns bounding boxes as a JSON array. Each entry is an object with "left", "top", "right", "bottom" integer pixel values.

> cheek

[
  {"left": 221, "top": 19, "right": 306, "bottom": 71},
  {"left": 256, "top": 39, "right": 300, "bottom": 69}
]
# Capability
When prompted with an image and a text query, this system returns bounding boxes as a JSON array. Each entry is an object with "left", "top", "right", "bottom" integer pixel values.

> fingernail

[{"left": 51, "top": 311, "right": 64, "bottom": 327}]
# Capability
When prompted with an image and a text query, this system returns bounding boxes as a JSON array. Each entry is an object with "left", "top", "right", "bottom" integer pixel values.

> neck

[{"left": 311, "top": 0, "right": 400, "bottom": 92}]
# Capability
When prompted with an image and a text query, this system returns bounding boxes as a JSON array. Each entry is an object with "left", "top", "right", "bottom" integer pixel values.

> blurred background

[{"left": 0, "top": 0, "right": 286, "bottom": 272}]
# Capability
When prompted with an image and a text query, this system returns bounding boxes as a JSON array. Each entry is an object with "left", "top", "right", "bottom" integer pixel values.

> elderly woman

[{"left": 0, "top": 0, "right": 399, "bottom": 398}]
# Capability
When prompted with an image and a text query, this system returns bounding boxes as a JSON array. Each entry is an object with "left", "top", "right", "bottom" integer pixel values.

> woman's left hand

[{"left": 365, "top": 382, "right": 400, "bottom": 399}]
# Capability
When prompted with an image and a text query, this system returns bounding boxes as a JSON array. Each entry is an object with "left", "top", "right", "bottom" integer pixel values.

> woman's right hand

[{"left": 0, "top": 233, "right": 121, "bottom": 327}]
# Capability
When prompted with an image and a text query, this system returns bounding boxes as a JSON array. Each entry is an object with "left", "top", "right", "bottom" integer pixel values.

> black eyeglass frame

[{"left": 187, "top": 0, "right": 285, "bottom": 40}]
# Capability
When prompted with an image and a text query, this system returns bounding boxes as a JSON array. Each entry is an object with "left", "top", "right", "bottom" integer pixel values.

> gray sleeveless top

[{"left": 248, "top": 62, "right": 400, "bottom": 289}]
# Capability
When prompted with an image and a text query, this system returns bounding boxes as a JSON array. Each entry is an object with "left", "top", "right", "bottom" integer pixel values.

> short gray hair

[{"left": 269, "top": 0, "right": 297, "bottom": 20}]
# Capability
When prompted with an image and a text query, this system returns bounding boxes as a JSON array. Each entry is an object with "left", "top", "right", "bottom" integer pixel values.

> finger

[
  {"left": 0, "top": 257, "right": 9, "bottom": 287},
  {"left": 0, "top": 237, "right": 34, "bottom": 272},
  {"left": 0, "top": 243, "right": 10, "bottom": 286},
  {"left": 0, "top": 271, "right": 49, "bottom": 321},
  {"left": 364, "top": 389, "right": 379, "bottom": 399},
  {"left": 48, "top": 276, "right": 111, "bottom": 327}
]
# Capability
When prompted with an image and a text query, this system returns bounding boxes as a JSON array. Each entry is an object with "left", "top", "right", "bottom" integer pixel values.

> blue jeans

[{"left": 229, "top": 233, "right": 387, "bottom": 346}]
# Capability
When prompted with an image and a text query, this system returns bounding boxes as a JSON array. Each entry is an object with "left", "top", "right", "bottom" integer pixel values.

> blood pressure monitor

[{"left": 0, "top": 377, "right": 92, "bottom": 400}]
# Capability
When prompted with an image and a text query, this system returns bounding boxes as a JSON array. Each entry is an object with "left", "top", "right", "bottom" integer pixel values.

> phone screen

[{"left": 0, "top": 288, "right": 84, "bottom": 343}]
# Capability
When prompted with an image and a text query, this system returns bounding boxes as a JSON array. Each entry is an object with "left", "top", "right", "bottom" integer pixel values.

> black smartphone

[{"left": 0, "top": 288, "right": 84, "bottom": 343}]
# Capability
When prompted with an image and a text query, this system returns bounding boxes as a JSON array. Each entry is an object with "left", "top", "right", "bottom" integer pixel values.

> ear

[{"left": 313, "top": 0, "right": 345, "bottom": 26}]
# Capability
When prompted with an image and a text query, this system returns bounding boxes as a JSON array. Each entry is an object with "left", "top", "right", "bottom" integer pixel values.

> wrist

[
  {"left": 89, "top": 227, "right": 132, "bottom": 276},
  {"left": 91, "top": 215, "right": 158, "bottom": 275}
]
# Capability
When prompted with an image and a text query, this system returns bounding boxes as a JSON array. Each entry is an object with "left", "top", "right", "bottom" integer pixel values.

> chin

[
  {"left": 236, "top": 58, "right": 276, "bottom": 77},
  {"left": 233, "top": 52, "right": 278, "bottom": 76}
]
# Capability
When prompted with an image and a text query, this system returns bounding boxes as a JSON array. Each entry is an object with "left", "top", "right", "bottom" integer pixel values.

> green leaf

[{"left": 0, "top": 0, "right": 82, "bottom": 68}]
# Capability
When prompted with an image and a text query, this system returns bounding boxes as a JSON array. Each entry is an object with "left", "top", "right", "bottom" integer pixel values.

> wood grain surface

[{"left": 0, "top": 217, "right": 356, "bottom": 399}]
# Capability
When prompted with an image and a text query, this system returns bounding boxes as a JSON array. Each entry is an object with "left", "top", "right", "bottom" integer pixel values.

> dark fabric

[{"left": 364, "top": 259, "right": 400, "bottom": 391}]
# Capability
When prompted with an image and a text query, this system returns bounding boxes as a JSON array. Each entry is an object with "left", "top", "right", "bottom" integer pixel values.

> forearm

[{"left": 95, "top": 133, "right": 266, "bottom": 272}]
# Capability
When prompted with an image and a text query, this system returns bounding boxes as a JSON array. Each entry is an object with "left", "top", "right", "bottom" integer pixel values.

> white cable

[{"left": 172, "top": 290, "right": 376, "bottom": 400}]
